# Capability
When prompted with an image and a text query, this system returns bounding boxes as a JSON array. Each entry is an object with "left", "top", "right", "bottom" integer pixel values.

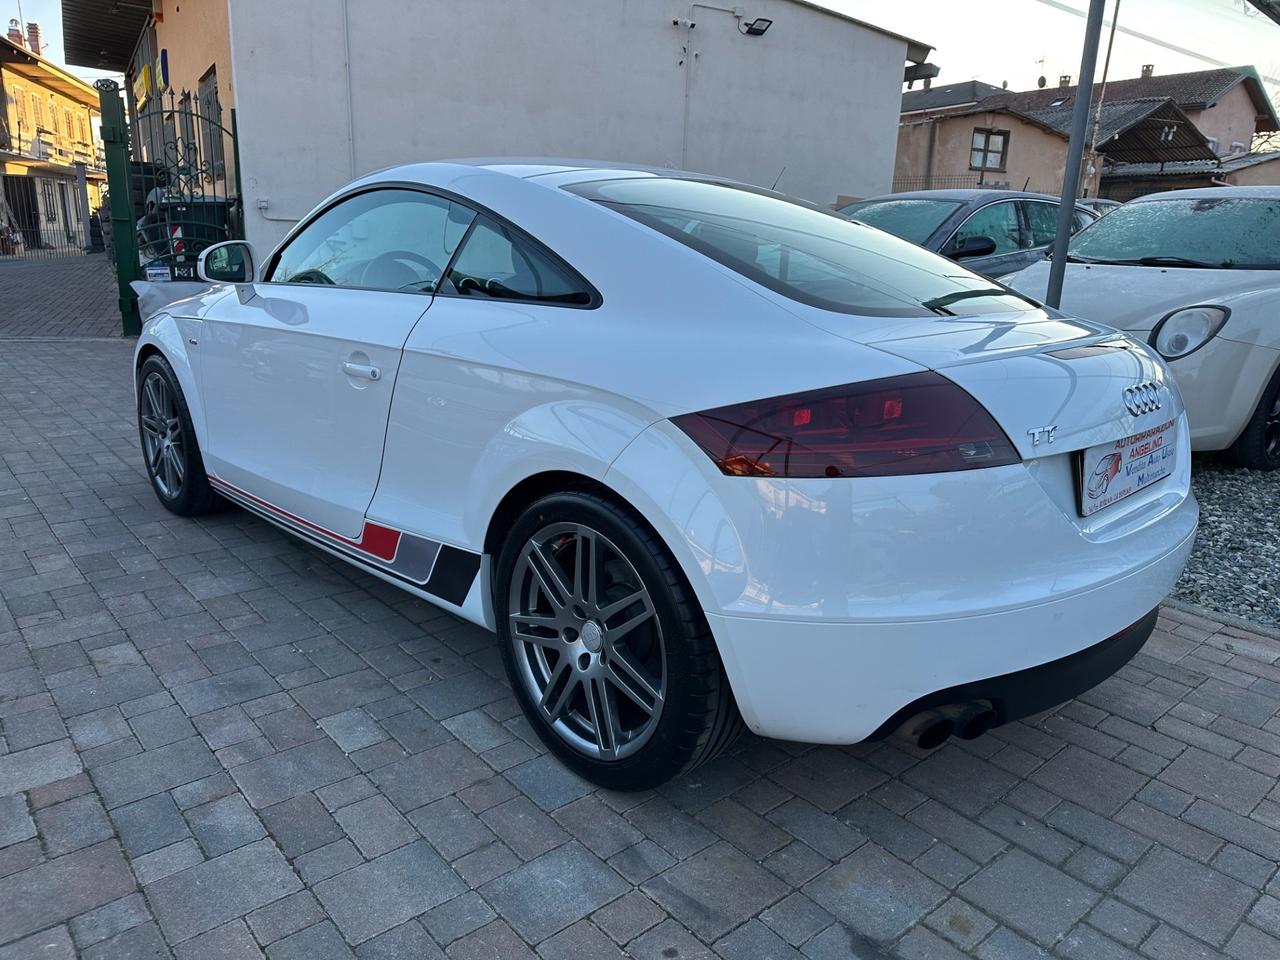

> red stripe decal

[{"left": 208, "top": 477, "right": 401, "bottom": 562}]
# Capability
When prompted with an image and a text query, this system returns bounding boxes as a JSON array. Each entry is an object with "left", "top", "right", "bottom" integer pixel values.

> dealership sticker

[{"left": 1079, "top": 418, "right": 1177, "bottom": 517}]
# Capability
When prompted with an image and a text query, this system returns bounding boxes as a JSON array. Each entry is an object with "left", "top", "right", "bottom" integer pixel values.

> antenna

[{"left": 770, "top": 166, "right": 787, "bottom": 191}]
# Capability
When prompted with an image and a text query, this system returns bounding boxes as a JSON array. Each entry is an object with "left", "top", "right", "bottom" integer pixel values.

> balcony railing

[{"left": 2, "top": 130, "right": 104, "bottom": 173}]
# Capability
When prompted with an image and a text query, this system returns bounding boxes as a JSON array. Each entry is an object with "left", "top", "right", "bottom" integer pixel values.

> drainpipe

[
  {"left": 924, "top": 118, "right": 938, "bottom": 190},
  {"left": 342, "top": 0, "right": 357, "bottom": 178}
]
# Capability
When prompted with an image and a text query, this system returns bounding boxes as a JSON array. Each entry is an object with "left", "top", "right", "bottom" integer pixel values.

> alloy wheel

[
  {"left": 508, "top": 522, "right": 666, "bottom": 761},
  {"left": 140, "top": 371, "right": 185, "bottom": 497}
]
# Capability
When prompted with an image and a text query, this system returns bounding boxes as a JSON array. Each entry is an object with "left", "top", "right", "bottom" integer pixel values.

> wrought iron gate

[{"left": 96, "top": 79, "right": 242, "bottom": 335}]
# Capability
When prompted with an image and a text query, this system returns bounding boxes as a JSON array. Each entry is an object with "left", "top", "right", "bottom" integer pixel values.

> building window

[
  {"left": 970, "top": 128, "right": 1009, "bottom": 171},
  {"left": 41, "top": 180, "right": 56, "bottom": 222},
  {"left": 197, "top": 67, "right": 226, "bottom": 179}
]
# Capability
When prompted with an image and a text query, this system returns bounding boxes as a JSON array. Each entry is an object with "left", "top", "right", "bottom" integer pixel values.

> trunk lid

[{"left": 862, "top": 309, "right": 1178, "bottom": 461}]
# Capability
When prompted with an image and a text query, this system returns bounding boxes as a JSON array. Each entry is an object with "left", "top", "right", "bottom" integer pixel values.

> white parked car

[
  {"left": 1009, "top": 186, "right": 1280, "bottom": 470},
  {"left": 134, "top": 161, "right": 1197, "bottom": 788}
]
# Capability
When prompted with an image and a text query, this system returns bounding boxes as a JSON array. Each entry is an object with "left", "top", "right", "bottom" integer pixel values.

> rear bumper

[
  {"left": 706, "top": 522, "right": 1195, "bottom": 744},
  {"left": 866, "top": 607, "right": 1158, "bottom": 739}
]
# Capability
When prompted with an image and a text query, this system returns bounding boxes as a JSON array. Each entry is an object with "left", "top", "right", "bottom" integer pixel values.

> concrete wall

[
  {"left": 1228, "top": 157, "right": 1280, "bottom": 186},
  {"left": 894, "top": 111, "right": 1101, "bottom": 196},
  {"left": 227, "top": 0, "right": 910, "bottom": 250},
  {"left": 1184, "top": 84, "right": 1259, "bottom": 156}
]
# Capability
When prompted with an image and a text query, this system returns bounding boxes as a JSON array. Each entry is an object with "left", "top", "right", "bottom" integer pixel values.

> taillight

[{"left": 672, "top": 372, "right": 1019, "bottom": 478}]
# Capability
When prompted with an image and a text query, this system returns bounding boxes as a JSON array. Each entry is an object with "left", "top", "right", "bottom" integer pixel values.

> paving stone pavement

[
  {"left": 2, "top": 338, "right": 1280, "bottom": 959},
  {"left": 0, "top": 257, "right": 121, "bottom": 338}
]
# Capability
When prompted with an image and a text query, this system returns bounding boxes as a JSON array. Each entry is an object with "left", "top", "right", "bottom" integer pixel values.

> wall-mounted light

[{"left": 742, "top": 17, "right": 773, "bottom": 35}]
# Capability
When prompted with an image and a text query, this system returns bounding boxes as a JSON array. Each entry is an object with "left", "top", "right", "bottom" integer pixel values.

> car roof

[
  {"left": 851, "top": 189, "right": 1063, "bottom": 204},
  {"left": 360, "top": 158, "right": 738, "bottom": 190},
  {"left": 1132, "top": 185, "right": 1280, "bottom": 202}
]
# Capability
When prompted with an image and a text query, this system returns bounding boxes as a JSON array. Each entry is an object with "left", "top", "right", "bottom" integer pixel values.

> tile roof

[
  {"left": 901, "top": 80, "right": 1006, "bottom": 113},
  {"left": 978, "top": 67, "right": 1278, "bottom": 131},
  {"left": 1105, "top": 150, "right": 1280, "bottom": 178}
]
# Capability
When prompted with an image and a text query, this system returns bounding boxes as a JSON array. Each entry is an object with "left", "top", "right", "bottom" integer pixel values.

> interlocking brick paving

[
  {"left": 0, "top": 256, "right": 121, "bottom": 338},
  {"left": 2, "top": 338, "right": 1280, "bottom": 958}
]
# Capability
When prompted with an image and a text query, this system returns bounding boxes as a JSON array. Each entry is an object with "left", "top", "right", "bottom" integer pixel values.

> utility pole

[{"left": 1046, "top": 0, "right": 1107, "bottom": 309}]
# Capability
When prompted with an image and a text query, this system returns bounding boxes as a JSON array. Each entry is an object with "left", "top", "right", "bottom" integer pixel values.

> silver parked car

[{"left": 839, "top": 189, "right": 1098, "bottom": 278}]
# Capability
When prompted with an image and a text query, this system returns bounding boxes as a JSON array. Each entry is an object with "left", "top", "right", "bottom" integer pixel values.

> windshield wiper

[
  {"left": 1132, "top": 256, "right": 1220, "bottom": 268},
  {"left": 1063, "top": 253, "right": 1104, "bottom": 263},
  {"left": 921, "top": 287, "right": 1032, "bottom": 312},
  {"left": 1082, "top": 255, "right": 1222, "bottom": 269}
]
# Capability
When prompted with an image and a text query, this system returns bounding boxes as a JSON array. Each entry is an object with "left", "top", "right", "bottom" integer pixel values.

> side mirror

[
  {"left": 197, "top": 240, "right": 256, "bottom": 283},
  {"left": 949, "top": 235, "right": 998, "bottom": 260}
]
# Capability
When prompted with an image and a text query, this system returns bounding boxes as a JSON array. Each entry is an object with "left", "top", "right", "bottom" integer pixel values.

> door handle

[{"left": 342, "top": 361, "right": 381, "bottom": 382}]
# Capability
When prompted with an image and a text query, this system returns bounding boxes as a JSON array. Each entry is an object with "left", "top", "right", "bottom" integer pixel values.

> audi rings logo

[{"left": 1123, "top": 381, "right": 1164, "bottom": 417}]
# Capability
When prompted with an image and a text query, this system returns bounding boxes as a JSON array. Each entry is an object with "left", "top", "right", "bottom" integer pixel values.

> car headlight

[{"left": 1150, "top": 306, "right": 1229, "bottom": 360}]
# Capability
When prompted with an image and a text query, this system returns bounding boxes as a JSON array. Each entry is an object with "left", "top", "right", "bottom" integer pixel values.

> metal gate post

[{"left": 96, "top": 79, "right": 142, "bottom": 336}]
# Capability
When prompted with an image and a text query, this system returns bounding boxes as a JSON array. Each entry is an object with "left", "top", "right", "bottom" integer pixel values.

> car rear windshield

[
  {"left": 838, "top": 198, "right": 963, "bottom": 244},
  {"left": 564, "top": 178, "right": 1036, "bottom": 317},
  {"left": 1069, "top": 196, "right": 1280, "bottom": 269}
]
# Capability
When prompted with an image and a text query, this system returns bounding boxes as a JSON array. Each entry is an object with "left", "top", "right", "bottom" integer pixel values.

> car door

[
  {"left": 368, "top": 212, "right": 603, "bottom": 579},
  {"left": 943, "top": 199, "right": 1025, "bottom": 277},
  {"left": 199, "top": 187, "right": 472, "bottom": 539},
  {"left": 1017, "top": 199, "right": 1067, "bottom": 274}
]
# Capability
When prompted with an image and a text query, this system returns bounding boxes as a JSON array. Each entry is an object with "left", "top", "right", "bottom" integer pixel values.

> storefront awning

[{"left": 59, "top": 0, "right": 150, "bottom": 73}]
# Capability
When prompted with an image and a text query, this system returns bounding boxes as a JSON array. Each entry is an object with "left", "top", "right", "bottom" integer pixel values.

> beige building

[
  {"left": 0, "top": 23, "right": 103, "bottom": 254},
  {"left": 895, "top": 105, "right": 1103, "bottom": 195},
  {"left": 125, "top": 0, "right": 236, "bottom": 188},
  {"left": 894, "top": 66, "right": 1280, "bottom": 200}
]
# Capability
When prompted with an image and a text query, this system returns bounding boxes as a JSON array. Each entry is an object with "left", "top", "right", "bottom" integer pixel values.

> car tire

[
  {"left": 495, "top": 490, "right": 742, "bottom": 790},
  {"left": 1227, "top": 368, "right": 1280, "bottom": 471},
  {"left": 136, "top": 353, "right": 221, "bottom": 516}
]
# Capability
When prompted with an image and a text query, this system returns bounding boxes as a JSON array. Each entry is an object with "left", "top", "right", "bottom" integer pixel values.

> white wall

[{"left": 228, "top": 0, "right": 910, "bottom": 251}]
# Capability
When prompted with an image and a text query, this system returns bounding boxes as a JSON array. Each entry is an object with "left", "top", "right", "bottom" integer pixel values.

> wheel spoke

[
  {"left": 149, "top": 441, "right": 164, "bottom": 473},
  {"left": 598, "top": 588, "right": 648, "bottom": 621},
  {"left": 574, "top": 528, "right": 597, "bottom": 607},
  {"left": 163, "top": 448, "right": 179, "bottom": 493},
  {"left": 587, "top": 676, "right": 619, "bottom": 759},
  {"left": 607, "top": 647, "right": 662, "bottom": 712},
  {"left": 143, "top": 377, "right": 164, "bottom": 420},
  {"left": 527, "top": 541, "right": 572, "bottom": 610},
  {"left": 540, "top": 661, "right": 576, "bottom": 721},
  {"left": 141, "top": 415, "right": 165, "bottom": 438},
  {"left": 509, "top": 611, "right": 560, "bottom": 633},
  {"left": 167, "top": 446, "right": 185, "bottom": 484},
  {"left": 604, "top": 601, "right": 655, "bottom": 645}
]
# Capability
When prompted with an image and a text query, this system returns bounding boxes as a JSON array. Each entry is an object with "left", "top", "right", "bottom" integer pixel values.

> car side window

[
  {"left": 1022, "top": 201, "right": 1060, "bottom": 248},
  {"left": 952, "top": 201, "right": 1022, "bottom": 256},
  {"left": 269, "top": 189, "right": 475, "bottom": 293},
  {"left": 1071, "top": 210, "right": 1095, "bottom": 233},
  {"left": 445, "top": 216, "right": 594, "bottom": 306}
]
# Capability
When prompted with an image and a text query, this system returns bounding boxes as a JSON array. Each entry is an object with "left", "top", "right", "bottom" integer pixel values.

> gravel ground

[{"left": 1173, "top": 455, "right": 1280, "bottom": 628}]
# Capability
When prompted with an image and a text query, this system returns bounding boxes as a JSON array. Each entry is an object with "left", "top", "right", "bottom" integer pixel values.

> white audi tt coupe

[{"left": 133, "top": 160, "right": 1198, "bottom": 788}]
